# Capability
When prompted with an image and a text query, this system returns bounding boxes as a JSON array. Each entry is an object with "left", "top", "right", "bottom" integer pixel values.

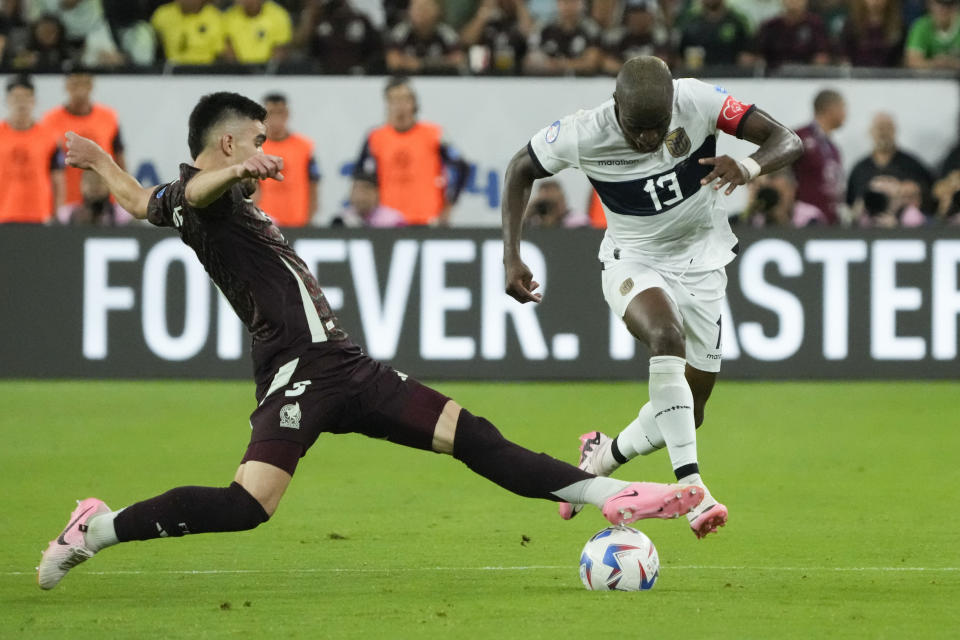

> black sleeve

[
  {"left": 146, "top": 181, "right": 178, "bottom": 227},
  {"left": 353, "top": 136, "right": 377, "bottom": 181},
  {"left": 440, "top": 142, "right": 469, "bottom": 204},
  {"left": 50, "top": 146, "right": 64, "bottom": 171},
  {"left": 112, "top": 126, "right": 125, "bottom": 154}
]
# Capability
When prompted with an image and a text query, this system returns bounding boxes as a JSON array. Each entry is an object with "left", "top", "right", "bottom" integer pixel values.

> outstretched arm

[
  {"left": 699, "top": 109, "right": 803, "bottom": 195},
  {"left": 501, "top": 146, "right": 550, "bottom": 303},
  {"left": 184, "top": 155, "right": 284, "bottom": 209},
  {"left": 65, "top": 131, "right": 152, "bottom": 219}
]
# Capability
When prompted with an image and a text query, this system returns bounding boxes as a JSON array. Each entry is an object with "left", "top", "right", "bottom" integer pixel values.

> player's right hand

[
  {"left": 240, "top": 154, "right": 284, "bottom": 182},
  {"left": 504, "top": 258, "right": 543, "bottom": 304},
  {"left": 64, "top": 131, "right": 107, "bottom": 170}
]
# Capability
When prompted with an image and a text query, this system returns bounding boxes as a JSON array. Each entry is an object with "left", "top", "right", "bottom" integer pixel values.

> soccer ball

[{"left": 579, "top": 526, "right": 659, "bottom": 591}]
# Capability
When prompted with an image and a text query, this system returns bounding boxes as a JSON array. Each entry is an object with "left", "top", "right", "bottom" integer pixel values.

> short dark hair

[
  {"left": 6, "top": 74, "right": 35, "bottom": 94},
  {"left": 813, "top": 89, "right": 843, "bottom": 115},
  {"left": 384, "top": 76, "right": 413, "bottom": 96},
  {"left": 187, "top": 92, "right": 266, "bottom": 159},
  {"left": 263, "top": 92, "right": 287, "bottom": 105}
]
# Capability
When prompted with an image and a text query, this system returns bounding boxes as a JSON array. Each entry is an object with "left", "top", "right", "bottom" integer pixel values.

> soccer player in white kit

[{"left": 501, "top": 56, "right": 803, "bottom": 539}]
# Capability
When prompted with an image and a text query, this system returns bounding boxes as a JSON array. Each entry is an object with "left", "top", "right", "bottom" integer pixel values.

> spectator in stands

[
  {"left": 0, "top": 75, "right": 64, "bottom": 224},
  {"left": 256, "top": 93, "right": 321, "bottom": 227},
  {"left": 837, "top": 0, "right": 904, "bottom": 67},
  {"left": 57, "top": 169, "right": 134, "bottom": 225},
  {"left": 933, "top": 167, "right": 960, "bottom": 222},
  {"left": 813, "top": 0, "right": 848, "bottom": 39},
  {"left": 846, "top": 112, "right": 933, "bottom": 212},
  {"left": 101, "top": 0, "right": 158, "bottom": 66},
  {"left": 295, "top": 0, "right": 384, "bottom": 74},
  {"left": 12, "top": 14, "right": 72, "bottom": 70},
  {"left": 460, "top": 0, "right": 532, "bottom": 74},
  {"left": 855, "top": 175, "right": 927, "bottom": 227},
  {"left": 354, "top": 76, "right": 469, "bottom": 225},
  {"left": 151, "top": 0, "right": 225, "bottom": 65},
  {"left": 905, "top": 0, "right": 960, "bottom": 70},
  {"left": 383, "top": 0, "right": 408, "bottom": 28},
  {"left": 793, "top": 89, "right": 846, "bottom": 224},
  {"left": 755, "top": 0, "right": 831, "bottom": 70},
  {"left": 740, "top": 168, "right": 827, "bottom": 227},
  {"left": 0, "top": 0, "right": 27, "bottom": 69},
  {"left": 523, "top": 179, "right": 589, "bottom": 228},
  {"left": 727, "top": 0, "right": 782, "bottom": 32},
  {"left": 223, "top": 0, "right": 292, "bottom": 64},
  {"left": 386, "top": 0, "right": 465, "bottom": 74},
  {"left": 525, "top": 0, "right": 602, "bottom": 75},
  {"left": 25, "top": 0, "right": 107, "bottom": 56},
  {"left": 600, "top": 0, "right": 672, "bottom": 74},
  {"left": 42, "top": 72, "right": 124, "bottom": 208},
  {"left": 591, "top": 0, "right": 623, "bottom": 32},
  {"left": 676, "top": 0, "right": 755, "bottom": 69},
  {"left": 331, "top": 173, "right": 406, "bottom": 227}
]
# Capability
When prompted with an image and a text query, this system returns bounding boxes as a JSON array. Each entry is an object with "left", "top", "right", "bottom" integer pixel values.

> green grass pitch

[{"left": 1, "top": 380, "right": 958, "bottom": 639}]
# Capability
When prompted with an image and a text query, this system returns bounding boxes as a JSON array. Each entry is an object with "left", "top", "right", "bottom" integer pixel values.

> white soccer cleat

[
  {"left": 558, "top": 431, "right": 613, "bottom": 520},
  {"left": 38, "top": 498, "right": 111, "bottom": 590}
]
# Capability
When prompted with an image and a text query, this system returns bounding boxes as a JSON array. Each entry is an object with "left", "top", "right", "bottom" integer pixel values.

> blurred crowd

[
  {"left": 3, "top": 69, "right": 960, "bottom": 229},
  {"left": 1, "top": 0, "right": 959, "bottom": 74}
]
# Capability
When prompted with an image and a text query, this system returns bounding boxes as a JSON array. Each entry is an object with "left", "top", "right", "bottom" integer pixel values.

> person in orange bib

[
  {"left": 354, "top": 76, "right": 468, "bottom": 226},
  {"left": 256, "top": 93, "right": 320, "bottom": 227},
  {"left": 0, "top": 75, "right": 64, "bottom": 224},
  {"left": 42, "top": 72, "right": 125, "bottom": 208}
]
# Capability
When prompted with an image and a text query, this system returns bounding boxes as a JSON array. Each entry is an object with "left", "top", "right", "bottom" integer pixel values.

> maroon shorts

[{"left": 245, "top": 343, "right": 449, "bottom": 471}]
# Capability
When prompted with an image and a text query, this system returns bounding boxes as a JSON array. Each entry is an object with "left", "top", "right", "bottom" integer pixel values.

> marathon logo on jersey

[
  {"left": 545, "top": 120, "right": 561, "bottom": 144},
  {"left": 597, "top": 159, "right": 640, "bottom": 166},
  {"left": 279, "top": 402, "right": 301, "bottom": 429},
  {"left": 665, "top": 128, "right": 691, "bottom": 158}
]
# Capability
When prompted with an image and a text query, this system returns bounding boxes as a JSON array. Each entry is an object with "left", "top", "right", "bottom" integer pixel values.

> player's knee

[
  {"left": 693, "top": 407, "right": 706, "bottom": 429},
  {"left": 451, "top": 409, "right": 506, "bottom": 461},
  {"left": 647, "top": 324, "right": 685, "bottom": 357}
]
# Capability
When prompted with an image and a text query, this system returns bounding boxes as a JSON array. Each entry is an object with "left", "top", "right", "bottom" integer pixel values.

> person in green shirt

[{"left": 905, "top": 0, "right": 960, "bottom": 69}]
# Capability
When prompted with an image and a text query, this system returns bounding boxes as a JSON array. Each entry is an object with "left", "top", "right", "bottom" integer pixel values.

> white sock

[
  {"left": 551, "top": 477, "right": 629, "bottom": 508},
  {"left": 608, "top": 403, "right": 664, "bottom": 472},
  {"left": 83, "top": 510, "right": 122, "bottom": 552},
  {"left": 648, "top": 355, "right": 698, "bottom": 474}
]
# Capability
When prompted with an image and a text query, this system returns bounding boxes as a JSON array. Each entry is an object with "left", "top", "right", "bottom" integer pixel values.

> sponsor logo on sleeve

[{"left": 545, "top": 120, "right": 561, "bottom": 144}]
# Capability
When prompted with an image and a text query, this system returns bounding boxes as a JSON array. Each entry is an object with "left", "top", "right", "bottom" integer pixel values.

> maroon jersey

[
  {"left": 755, "top": 13, "right": 829, "bottom": 69},
  {"left": 147, "top": 164, "right": 347, "bottom": 382},
  {"left": 793, "top": 122, "right": 844, "bottom": 225}
]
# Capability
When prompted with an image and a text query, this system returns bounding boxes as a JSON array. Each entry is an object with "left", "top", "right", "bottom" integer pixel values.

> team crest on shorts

[
  {"left": 279, "top": 402, "right": 301, "bottom": 429},
  {"left": 620, "top": 278, "right": 634, "bottom": 296},
  {"left": 665, "top": 128, "right": 691, "bottom": 158},
  {"left": 545, "top": 120, "right": 561, "bottom": 144}
]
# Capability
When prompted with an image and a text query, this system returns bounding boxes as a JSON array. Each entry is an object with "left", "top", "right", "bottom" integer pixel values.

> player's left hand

[{"left": 699, "top": 155, "right": 749, "bottom": 195}]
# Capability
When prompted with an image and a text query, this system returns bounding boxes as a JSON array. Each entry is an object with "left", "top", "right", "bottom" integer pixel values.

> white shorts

[{"left": 601, "top": 260, "right": 728, "bottom": 373}]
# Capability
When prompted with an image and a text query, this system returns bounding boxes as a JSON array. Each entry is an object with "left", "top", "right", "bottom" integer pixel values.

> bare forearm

[
  {"left": 501, "top": 150, "right": 538, "bottom": 259},
  {"left": 184, "top": 165, "right": 243, "bottom": 208},
  {"left": 93, "top": 156, "right": 151, "bottom": 218},
  {"left": 742, "top": 109, "right": 803, "bottom": 176}
]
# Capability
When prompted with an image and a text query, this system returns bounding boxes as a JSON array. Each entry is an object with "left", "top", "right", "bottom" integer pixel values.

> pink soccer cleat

[
  {"left": 559, "top": 431, "right": 613, "bottom": 520},
  {"left": 688, "top": 499, "right": 728, "bottom": 539},
  {"left": 601, "top": 482, "right": 703, "bottom": 526},
  {"left": 37, "top": 497, "right": 111, "bottom": 590}
]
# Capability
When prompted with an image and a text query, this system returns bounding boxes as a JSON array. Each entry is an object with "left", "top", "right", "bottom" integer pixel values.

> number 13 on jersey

[{"left": 642, "top": 171, "right": 683, "bottom": 212}]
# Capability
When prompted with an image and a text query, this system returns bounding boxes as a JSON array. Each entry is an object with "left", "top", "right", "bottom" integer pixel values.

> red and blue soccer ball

[{"left": 579, "top": 526, "right": 659, "bottom": 591}]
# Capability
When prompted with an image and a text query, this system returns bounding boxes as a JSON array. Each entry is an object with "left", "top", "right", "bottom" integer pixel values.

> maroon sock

[
  {"left": 452, "top": 409, "right": 592, "bottom": 501},
  {"left": 113, "top": 482, "right": 268, "bottom": 542}
]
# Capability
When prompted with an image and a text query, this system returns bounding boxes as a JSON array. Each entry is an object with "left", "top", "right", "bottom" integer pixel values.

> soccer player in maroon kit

[{"left": 38, "top": 92, "right": 704, "bottom": 590}]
